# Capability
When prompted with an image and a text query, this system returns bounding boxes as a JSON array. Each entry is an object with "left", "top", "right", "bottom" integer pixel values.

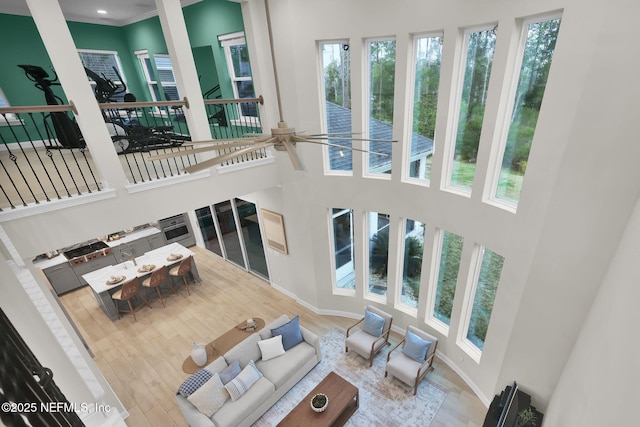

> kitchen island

[{"left": 82, "top": 243, "right": 200, "bottom": 321}]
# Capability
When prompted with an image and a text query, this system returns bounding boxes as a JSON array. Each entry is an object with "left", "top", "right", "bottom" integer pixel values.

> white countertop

[
  {"left": 33, "top": 253, "right": 68, "bottom": 269},
  {"left": 83, "top": 242, "right": 194, "bottom": 294},
  {"left": 105, "top": 227, "right": 161, "bottom": 248}
]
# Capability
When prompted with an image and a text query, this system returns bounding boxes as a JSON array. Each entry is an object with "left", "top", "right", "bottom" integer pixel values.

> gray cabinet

[
  {"left": 147, "top": 232, "right": 166, "bottom": 250},
  {"left": 43, "top": 262, "right": 82, "bottom": 295},
  {"left": 73, "top": 253, "right": 118, "bottom": 285}
]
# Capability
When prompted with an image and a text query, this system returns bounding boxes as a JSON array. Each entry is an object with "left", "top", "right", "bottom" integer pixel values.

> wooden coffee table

[
  {"left": 182, "top": 318, "right": 265, "bottom": 373},
  {"left": 277, "top": 371, "right": 358, "bottom": 427}
]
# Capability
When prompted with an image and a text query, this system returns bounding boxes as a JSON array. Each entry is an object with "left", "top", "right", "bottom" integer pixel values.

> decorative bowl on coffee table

[{"left": 310, "top": 393, "right": 328, "bottom": 413}]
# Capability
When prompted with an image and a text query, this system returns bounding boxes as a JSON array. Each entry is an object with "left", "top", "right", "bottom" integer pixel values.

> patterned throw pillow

[
  {"left": 362, "top": 310, "right": 385, "bottom": 337},
  {"left": 271, "top": 315, "right": 304, "bottom": 350},
  {"left": 187, "top": 374, "right": 229, "bottom": 417},
  {"left": 224, "top": 360, "right": 262, "bottom": 401},
  {"left": 402, "top": 331, "right": 432, "bottom": 362},
  {"left": 178, "top": 369, "right": 213, "bottom": 397}
]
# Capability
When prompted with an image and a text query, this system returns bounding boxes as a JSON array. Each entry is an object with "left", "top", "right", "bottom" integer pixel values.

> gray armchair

[
  {"left": 345, "top": 305, "right": 393, "bottom": 367},
  {"left": 385, "top": 325, "right": 438, "bottom": 395}
]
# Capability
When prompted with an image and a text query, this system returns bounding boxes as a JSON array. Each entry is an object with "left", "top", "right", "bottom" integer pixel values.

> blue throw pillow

[
  {"left": 271, "top": 315, "right": 304, "bottom": 351},
  {"left": 362, "top": 310, "right": 385, "bottom": 337},
  {"left": 218, "top": 359, "right": 241, "bottom": 385},
  {"left": 178, "top": 369, "right": 213, "bottom": 397},
  {"left": 402, "top": 330, "right": 431, "bottom": 362}
]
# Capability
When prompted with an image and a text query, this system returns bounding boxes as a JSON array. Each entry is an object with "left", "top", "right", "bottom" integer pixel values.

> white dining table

[{"left": 83, "top": 242, "right": 199, "bottom": 320}]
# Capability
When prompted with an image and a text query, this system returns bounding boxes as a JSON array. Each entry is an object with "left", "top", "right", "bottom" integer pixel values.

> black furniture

[{"left": 483, "top": 381, "right": 543, "bottom": 427}]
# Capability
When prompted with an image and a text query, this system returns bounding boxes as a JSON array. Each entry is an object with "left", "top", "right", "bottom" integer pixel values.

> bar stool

[
  {"left": 169, "top": 256, "right": 195, "bottom": 295},
  {"left": 111, "top": 277, "right": 151, "bottom": 322},
  {"left": 141, "top": 265, "right": 176, "bottom": 307}
]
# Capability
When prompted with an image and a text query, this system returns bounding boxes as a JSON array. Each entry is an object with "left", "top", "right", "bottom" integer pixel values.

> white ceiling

[{"left": 0, "top": 0, "right": 202, "bottom": 26}]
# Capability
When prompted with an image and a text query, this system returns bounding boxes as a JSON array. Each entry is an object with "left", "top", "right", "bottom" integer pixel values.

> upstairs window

[
  {"left": 321, "top": 41, "right": 352, "bottom": 173},
  {"left": 366, "top": 38, "right": 396, "bottom": 176},
  {"left": 446, "top": 27, "right": 497, "bottom": 193},
  {"left": 219, "top": 32, "right": 257, "bottom": 123},
  {"left": 136, "top": 51, "right": 181, "bottom": 102},
  {"left": 0, "top": 88, "right": 20, "bottom": 125},
  {"left": 492, "top": 15, "right": 561, "bottom": 207},
  {"left": 408, "top": 33, "right": 443, "bottom": 182},
  {"left": 78, "top": 49, "right": 126, "bottom": 102}
]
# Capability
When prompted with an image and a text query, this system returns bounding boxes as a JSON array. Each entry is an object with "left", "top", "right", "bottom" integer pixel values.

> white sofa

[{"left": 176, "top": 315, "right": 322, "bottom": 427}]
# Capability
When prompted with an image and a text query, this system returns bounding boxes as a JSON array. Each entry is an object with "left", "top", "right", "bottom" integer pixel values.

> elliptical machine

[{"left": 18, "top": 64, "right": 85, "bottom": 149}]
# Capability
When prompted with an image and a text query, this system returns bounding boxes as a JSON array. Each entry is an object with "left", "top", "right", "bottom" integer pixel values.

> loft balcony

[{"left": 0, "top": 96, "right": 268, "bottom": 211}]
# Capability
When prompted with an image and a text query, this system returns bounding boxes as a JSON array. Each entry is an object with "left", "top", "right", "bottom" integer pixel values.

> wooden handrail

[{"left": 0, "top": 101, "right": 78, "bottom": 115}]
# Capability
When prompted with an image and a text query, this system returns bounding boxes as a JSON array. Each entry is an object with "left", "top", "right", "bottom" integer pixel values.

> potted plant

[
  {"left": 516, "top": 407, "right": 538, "bottom": 427},
  {"left": 310, "top": 393, "right": 328, "bottom": 413}
]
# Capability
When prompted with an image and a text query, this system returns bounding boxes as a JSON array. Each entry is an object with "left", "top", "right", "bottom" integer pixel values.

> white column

[
  {"left": 25, "top": 0, "right": 128, "bottom": 190},
  {"left": 154, "top": 0, "right": 212, "bottom": 141}
]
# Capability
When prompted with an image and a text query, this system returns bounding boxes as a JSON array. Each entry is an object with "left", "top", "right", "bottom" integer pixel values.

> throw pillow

[
  {"left": 258, "top": 335, "right": 286, "bottom": 361},
  {"left": 224, "top": 360, "right": 263, "bottom": 401},
  {"left": 187, "top": 373, "right": 228, "bottom": 417},
  {"left": 402, "top": 330, "right": 432, "bottom": 362},
  {"left": 178, "top": 369, "right": 213, "bottom": 397},
  {"left": 362, "top": 310, "right": 385, "bottom": 337},
  {"left": 271, "top": 315, "right": 303, "bottom": 351},
  {"left": 217, "top": 359, "right": 241, "bottom": 385}
]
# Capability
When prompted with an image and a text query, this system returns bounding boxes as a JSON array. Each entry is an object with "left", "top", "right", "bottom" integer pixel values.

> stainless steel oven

[{"left": 158, "top": 213, "right": 196, "bottom": 247}]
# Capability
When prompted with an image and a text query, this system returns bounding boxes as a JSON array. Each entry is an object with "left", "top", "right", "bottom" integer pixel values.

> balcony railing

[{"left": 0, "top": 96, "right": 266, "bottom": 211}]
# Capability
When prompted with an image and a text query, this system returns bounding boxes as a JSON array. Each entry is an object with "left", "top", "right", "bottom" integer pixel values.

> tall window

[
  {"left": 429, "top": 230, "right": 464, "bottom": 327},
  {"left": 136, "top": 51, "right": 181, "bottom": 102},
  {"left": 409, "top": 34, "right": 443, "bottom": 182},
  {"left": 399, "top": 219, "right": 425, "bottom": 309},
  {"left": 332, "top": 208, "right": 355, "bottom": 290},
  {"left": 367, "top": 39, "right": 396, "bottom": 175},
  {"left": 493, "top": 16, "right": 561, "bottom": 206},
  {"left": 78, "top": 49, "right": 126, "bottom": 102},
  {"left": 321, "top": 41, "right": 352, "bottom": 172},
  {"left": 367, "top": 212, "right": 390, "bottom": 297},
  {"left": 0, "top": 88, "right": 19, "bottom": 125},
  {"left": 219, "top": 32, "right": 257, "bottom": 122},
  {"left": 447, "top": 27, "right": 497, "bottom": 192},
  {"left": 464, "top": 246, "right": 504, "bottom": 351}
]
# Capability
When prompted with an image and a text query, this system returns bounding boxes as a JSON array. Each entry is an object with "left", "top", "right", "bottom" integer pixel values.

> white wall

[{"left": 4, "top": 0, "right": 640, "bottom": 424}]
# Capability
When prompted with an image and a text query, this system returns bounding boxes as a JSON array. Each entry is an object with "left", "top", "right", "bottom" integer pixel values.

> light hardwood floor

[{"left": 59, "top": 246, "right": 486, "bottom": 427}]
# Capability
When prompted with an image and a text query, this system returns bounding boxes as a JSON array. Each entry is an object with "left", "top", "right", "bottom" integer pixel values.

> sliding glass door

[{"left": 196, "top": 199, "right": 270, "bottom": 280}]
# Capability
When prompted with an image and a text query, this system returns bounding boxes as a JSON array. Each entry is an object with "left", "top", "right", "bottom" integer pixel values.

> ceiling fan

[{"left": 147, "top": 0, "right": 394, "bottom": 173}]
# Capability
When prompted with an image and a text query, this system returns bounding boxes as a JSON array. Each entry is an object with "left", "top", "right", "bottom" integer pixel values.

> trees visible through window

[
  {"left": 399, "top": 219, "right": 425, "bottom": 309},
  {"left": 494, "top": 16, "right": 561, "bottom": 205},
  {"left": 367, "top": 39, "right": 396, "bottom": 175},
  {"left": 367, "top": 212, "right": 390, "bottom": 297},
  {"left": 448, "top": 27, "right": 497, "bottom": 192},
  {"left": 332, "top": 208, "right": 355, "bottom": 289},
  {"left": 431, "top": 230, "right": 463, "bottom": 326},
  {"left": 409, "top": 34, "right": 443, "bottom": 181},
  {"left": 322, "top": 41, "right": 352, "bottom": 172},
  {"left": 465, "top": 246, "right": 504, "bottom": 350}
]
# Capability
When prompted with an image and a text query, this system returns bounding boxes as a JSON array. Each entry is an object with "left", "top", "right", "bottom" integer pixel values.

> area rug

[{"left": 253, "top": 328, "right": 448, "bottom": 426}]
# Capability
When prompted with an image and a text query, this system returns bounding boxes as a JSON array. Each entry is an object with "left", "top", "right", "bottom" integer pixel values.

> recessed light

[{"left": 97, "top": 9, "right": 107, "bottom": 15}]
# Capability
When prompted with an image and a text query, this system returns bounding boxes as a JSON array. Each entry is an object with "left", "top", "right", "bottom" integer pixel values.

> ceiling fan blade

[
  {"left": 184, "top": 141, "right": 275, "bottom": 173},
  {"left": 148, "top": 140, "right": 270, "bottom": 161},
  {"left": 186, "top": 136, "right": 271, "bottom": 145},
  {"left": 298, "top": 138, "right": 389, "bottom": 156},
  {"left": 282, "top": 140, "right": 306, "bottom": 171}
]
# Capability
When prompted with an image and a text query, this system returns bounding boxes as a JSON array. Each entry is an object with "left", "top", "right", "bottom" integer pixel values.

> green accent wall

[{"left": 0, "top": 0, "right": 244, "bottom": 107}]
